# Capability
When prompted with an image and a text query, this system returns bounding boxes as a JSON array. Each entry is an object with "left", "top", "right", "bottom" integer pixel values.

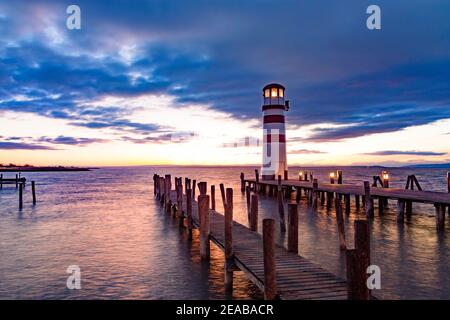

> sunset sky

[{"left": 1, "top": 0, "right": 449, "bottom": 167}]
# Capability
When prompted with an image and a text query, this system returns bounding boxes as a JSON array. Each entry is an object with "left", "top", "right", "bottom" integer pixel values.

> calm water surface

[{"left": 1, "top": 166, "right": 449, "bottom": 299}]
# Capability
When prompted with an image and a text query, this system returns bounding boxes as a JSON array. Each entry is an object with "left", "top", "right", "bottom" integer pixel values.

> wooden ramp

[{"left": 168, "top": 190, "right": 348, "bottom": 300}]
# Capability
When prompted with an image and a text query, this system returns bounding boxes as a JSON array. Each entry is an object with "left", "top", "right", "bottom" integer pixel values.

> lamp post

[
  {"left": 330, "top": 172, "right": 336, "bottom": 184},
  {"left": 382, "top": 171, "right": 390, "bottom": 188}
]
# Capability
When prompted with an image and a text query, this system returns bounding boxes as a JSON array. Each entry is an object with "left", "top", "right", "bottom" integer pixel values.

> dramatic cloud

[
  {"left": 38, "top": 136, "right": 107, "bottom": 146},
  {"left": 0, "top": 0, "right": 449, "bottom": 148},
  {"left": 0, "top": 142, "right": 56, "bottom": 150},
  {"left": 289, "top": 149, "right": 327, "bottom": 155},
  {"left": 363, "top": 150, "right": 447, "bottom": 156}
]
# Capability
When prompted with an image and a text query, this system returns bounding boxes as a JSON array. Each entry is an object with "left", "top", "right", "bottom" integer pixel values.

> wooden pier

[
  {"left": 243, "top": 171, "right": 450, "bottom": 231},
  {"left": 0, "top": 174, "right": 37, "bottom": 209},
  {"left": 153, "top": 174, "right": 373, "bottom": 300}
]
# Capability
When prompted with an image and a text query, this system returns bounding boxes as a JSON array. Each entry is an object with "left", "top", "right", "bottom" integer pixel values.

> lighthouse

[{"left": 261, "top": 83, "right": 289, "bottom": 180}]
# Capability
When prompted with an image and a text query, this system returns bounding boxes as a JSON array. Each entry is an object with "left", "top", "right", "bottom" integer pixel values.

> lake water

[{"left": 0, "top": 166, "right": 449, "bottom": 300}]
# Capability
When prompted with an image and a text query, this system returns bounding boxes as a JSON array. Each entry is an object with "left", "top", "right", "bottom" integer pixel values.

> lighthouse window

[
  {"left": 279, "top": 89, "right": 284, "bottom": 97},
  {"left": 271, "top": 88, "right": 278, "bottom": 97},
  {"left": 264, "top": 89, "right": 270, "bottom": 98}
]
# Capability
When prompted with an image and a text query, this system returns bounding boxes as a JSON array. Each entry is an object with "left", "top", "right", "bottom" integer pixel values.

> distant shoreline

[{"left": 0, "top": 166, "right": 94, "bottom": 172}]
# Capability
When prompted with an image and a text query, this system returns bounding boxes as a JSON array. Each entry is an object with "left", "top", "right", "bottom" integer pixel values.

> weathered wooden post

[
  {"left": 220, "top": 183, "right": 226, "bottom": 211},
  {"left": 192, "top": 179, "right": 196, "bottom": 199},
  {"left": 255, "top": 169, "right": 260, "bottom": 192},
  {"left": 335, "top": 198, "right": 346, "bottom": 250},
  {"left": 337, "top": 170, "right": 343, "bottom": 184},
  {"left": 153, "top": 174, "right": 157, "bottom": 195},
  {"left": 298, "top": 171, "right": 304, "bottom": 181},
  {"left": 16, "top": 174, "right": 18, "bottom": 188},
  {"left": 240, "top": 172, "right": 245, "bottom": 193},
  {"left": 326, "top": 192, "right": 333, "bottom": 208},
  {"left": 245, "top": 186, "right": 251, "bottom": 217},
  {"left": 198, "top": 194, "right": 210, "bottom": 260},
  {"left": 249, "top": 194, "right": 258, "bottom": 232},
  {"left": 224, "top": 188, "right": 234, "bottom": 293},
  {"left": 395, "top": 199, "right": 404, "bottom": 223},
  {"left": 344, "top": 194, "right": 350, "bottom": 214},
  {"left": 287, "top": 204, "right": 298, "bottom": 254},
  {"left": 364, "top": 181, "right": 374, "bottom": 218},
  {"left": 198, "top": 181, "right": 207, "bottom": 196},
  {"left": 346, "top": 220, "right": 370, "bottom": 300},
  {"left": 211, "top": 185, "right": 216, "bottom": 211},
  {"left": 435, "top": 203, "right": 446, "bottom": 231},
  {"left": 164, "top": 174, "right": 171, "bottom": 212},
  {"left": 159, "top": 177, "right": 165, "bottom": 205},
  {"left": 263, "top": 218, "right": 277, "bottom": 300},
  {"left": 31, "top": 181, "right": 36, "bottom": 205},
  {"left": 177, "top": 184, "right": 184, "bottom": 227},
  {"left": 277, "top": 178, "right": 286, "bottom": 232},
  {"left": 312, "top": 179, "right": 318, "bottom": 208},
  {"left": 186, "top": 189, "right": 193, "bottom": 239},
  {"left": 19, "top": 182, "right": 23, "bottom": 210},
  {"left": 0, "top": 174, "right": 3, "bottom": 189},
  {"left": 284, "top": 170, "right": 288, "bottom": 180}
]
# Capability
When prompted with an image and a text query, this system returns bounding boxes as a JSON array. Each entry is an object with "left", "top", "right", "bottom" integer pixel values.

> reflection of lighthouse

[{"left": 261, "top": 83, "right": 290, "bottom": 180}]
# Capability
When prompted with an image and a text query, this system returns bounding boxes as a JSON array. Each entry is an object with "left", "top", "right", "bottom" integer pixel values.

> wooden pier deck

[
  {"left": 166, "top": 189, "right": 348, "bottom": 300},
  {"left": 245, "top": 179, "right": 450, "bottom": 205}
]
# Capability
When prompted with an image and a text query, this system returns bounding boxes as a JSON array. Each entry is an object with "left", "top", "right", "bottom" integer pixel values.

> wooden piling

[
  {"left": 224, "top": 188, "right": 234, "bottom": 293},
  {"left": 346, "top": 220, "right": 370, "bottom": 300},
  {"left": 255, "top": 169, "right": 259, "bottom": 192},
  {"left": 16, "top": 174, "right": 18, "bottom": 188},
  {"left": 355, "top": 195, "right": 360, "bottom": 210},
  {"left": 344, "top": 194, "right": 350, "bottom": 214},
  {"left": 31, "top": 181, "right": 36, "bottom": 204},
  {"left": 198, "top": 194, "right": 210, "bottom": 260},
  {"left": 250, "top": 194, "right": 258, "bottom": 232},
  {"left": 337, "top": 170, "right": 343, "bottom": 184},
  {"left": 312, "top": 179, "right": 318, "bottom": 208},
  {"left": 397, "top": 199, "right": 405, "bottom": 223},
  {"left": 19, "top": 183, "right": 23, "bottom": 210},
  {"left": 277, "top": 188, "right": 286, "bottom": 232},
  {"left": 284, "top": 170, "right": 288, "bottom": 180},
  {"left": 220, "top": 183, "right": 226, "bottom": 211},
  {"left": 186, "top": 189, "right": 193, "bottom": 239},
  {"left": 435, "top": 203, "right": 446, "bottom": 231},
  {"left": 263, "top": 218, "right": 277, "bottom": 300},
  {"left": 245, "top": 186, "right": 251, "bottom": 217},
  {"left": 364, "top": 181, "right": 374, "bottom": 218},
  {"left": 177, "top": 184, "right": 184, "bottom": 227},
  {"left": 192, "top": 179, "right": 196, "bottom": 199},
  {"left": 287, "top": 204, "right": 298, "bottom": 254},
  {"left": 326, "top": 192, "right": 333, "bottom": 208},
  {"left": 240, "top": 172, "right": 245, "bottom": 193},
  {"left": 211, "top": 185, "right": 216, "bottom": 211},
  {"left": 335, "top": 198, "right": 346, "bottom": 250},
  {"left": 0, "top": 174, "right": 2, "bottom": 189},
  {"left": 198, "top": 182, "right": 207, "bottom": 195}
]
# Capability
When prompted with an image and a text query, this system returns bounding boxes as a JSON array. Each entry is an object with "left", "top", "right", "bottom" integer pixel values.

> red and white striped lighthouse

[{"left": 261, "top": 83, "right": 290, "bottom": 180}]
